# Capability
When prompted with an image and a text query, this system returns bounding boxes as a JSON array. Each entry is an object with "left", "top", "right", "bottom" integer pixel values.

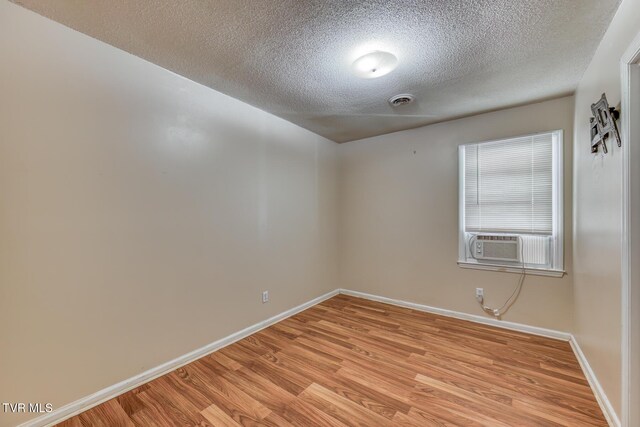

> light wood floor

[{"left": 57, "top": 295, "right": 607, "bottom": 426}]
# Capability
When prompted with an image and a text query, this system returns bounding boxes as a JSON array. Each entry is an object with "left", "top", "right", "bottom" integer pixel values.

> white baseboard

[
  {"left": 19, "top": 288, "right": 617, "bottom": 427},
  {"left": 338, "top": 289, "right": 572, "bottom": 341},
  {"left": 18, "top": 289, "right": 339, "bottom": 427},
  {"left": 570, "top": 336, "right": 621, "bottom": 427}
]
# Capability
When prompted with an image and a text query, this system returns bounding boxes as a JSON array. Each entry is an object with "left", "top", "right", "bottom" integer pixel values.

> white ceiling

[{"left": 13, "top": 0, "right": 620, "bottom": 143}]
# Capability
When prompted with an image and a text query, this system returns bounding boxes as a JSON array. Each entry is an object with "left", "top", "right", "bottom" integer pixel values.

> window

[{"left": 458, "top": 130, "right": 564, "bottom": 277}]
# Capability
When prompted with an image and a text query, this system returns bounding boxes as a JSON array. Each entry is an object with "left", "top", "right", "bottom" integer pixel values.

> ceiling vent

[{"left": 388, "top": 94, "right": 415, "bottom": 107}]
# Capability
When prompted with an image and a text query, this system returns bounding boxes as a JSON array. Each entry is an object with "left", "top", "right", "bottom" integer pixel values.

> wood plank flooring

[{"left": 56, "top": 295, "right": 607, "bottom": 426}]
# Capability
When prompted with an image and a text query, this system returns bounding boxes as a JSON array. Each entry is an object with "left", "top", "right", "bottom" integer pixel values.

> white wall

[
  {"left": 572, "top": 0, "right": 640, "bottom": 419},
  {"left": 338, "top": 96, "right": 575, "bottom": 332},
  {"left": 0, "top": 2, "right": 338, "bottom": 426}
]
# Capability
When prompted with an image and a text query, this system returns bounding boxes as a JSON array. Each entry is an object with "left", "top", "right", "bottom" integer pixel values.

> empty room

[{"left": 1, "top": 0, "right": 639, "bottom": 426}]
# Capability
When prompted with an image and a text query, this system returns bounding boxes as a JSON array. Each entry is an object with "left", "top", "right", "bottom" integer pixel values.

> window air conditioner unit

[{"left": 471, "top": 235, "right": 520, "bottom": 262}]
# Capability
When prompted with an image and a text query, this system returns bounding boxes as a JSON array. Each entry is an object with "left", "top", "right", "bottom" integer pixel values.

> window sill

[{"left": 457, "top": 261, "right": 565, "bottom": 278}]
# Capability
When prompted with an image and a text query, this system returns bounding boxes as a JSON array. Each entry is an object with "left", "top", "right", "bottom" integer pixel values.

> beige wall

[
  {"left": 338, "top": 96, "right": 575, "bottom": 332},
  {"left": 2, "top": 0, "right": 636, "bottom": 425},
  {"left": 572, "top": 0, "right": 640, "bottom": 419},
  {"left": 0, "top": 2, "right": 338, "bottom": 426}
]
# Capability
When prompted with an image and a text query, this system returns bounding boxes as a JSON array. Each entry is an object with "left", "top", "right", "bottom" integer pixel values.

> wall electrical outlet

[
  {"left": 475, "top": 288, "right": 484, "bottom": 301},
  {"left": 262, "top": 291, "right": 269, "bottom": 303}
]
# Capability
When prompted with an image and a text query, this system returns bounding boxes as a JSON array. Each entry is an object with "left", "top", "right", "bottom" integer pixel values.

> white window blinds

[{"left": 462, "top": 132, "right": 555, "bottom": 235}]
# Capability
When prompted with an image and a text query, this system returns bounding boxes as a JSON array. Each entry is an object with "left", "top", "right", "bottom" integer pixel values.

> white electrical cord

[{"left": 469, "top": 234, "right": 526, "bottom": 319}]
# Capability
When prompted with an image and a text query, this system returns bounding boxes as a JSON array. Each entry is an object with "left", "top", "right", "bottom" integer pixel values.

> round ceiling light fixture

[{"left": 351, "top": 51, "right": 398, "bottom": 79}]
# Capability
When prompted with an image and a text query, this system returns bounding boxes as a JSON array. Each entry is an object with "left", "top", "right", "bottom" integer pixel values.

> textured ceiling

[{"left": 13, "top": 0, "right": 620, "bottom": 143}]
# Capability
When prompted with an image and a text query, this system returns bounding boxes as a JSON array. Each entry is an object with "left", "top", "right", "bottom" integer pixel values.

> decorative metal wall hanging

[{"left": 590, "top": 93, "right": 621, "bottom": 154}]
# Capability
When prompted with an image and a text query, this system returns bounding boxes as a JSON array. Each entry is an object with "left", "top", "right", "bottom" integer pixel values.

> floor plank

[{"left": 54, "top": 295, "right": 607, "bottom": 426}]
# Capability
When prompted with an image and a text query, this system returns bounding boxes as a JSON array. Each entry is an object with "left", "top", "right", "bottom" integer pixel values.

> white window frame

[{"left": 457, "top": 130, "right": 565, "bottom": 278}]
